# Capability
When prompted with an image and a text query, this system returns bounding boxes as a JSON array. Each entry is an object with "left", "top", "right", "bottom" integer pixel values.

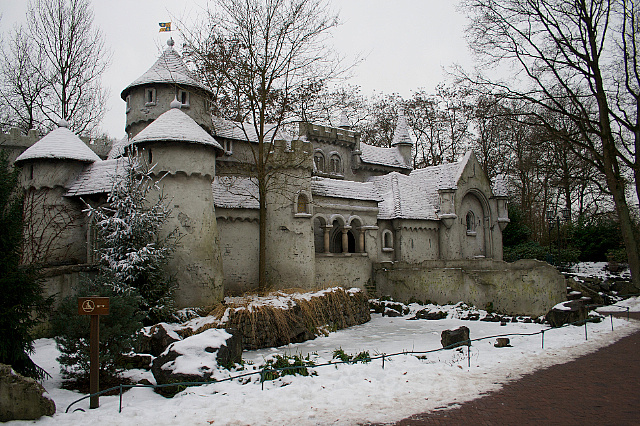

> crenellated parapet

[
  {"left": 270, "top": 139, "right": 314, "bottom": 170},
  {"left": 299, "top": 122, "right": 361, "bottom": 148}
]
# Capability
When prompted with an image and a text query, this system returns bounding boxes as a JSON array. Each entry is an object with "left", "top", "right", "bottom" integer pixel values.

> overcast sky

[{"left": 0, "top": 0, "right": 473, "bottom": 139}]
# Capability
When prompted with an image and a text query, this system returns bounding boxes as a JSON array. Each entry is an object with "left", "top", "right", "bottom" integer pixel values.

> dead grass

[{"left": 180, "top": 287, "right": 370, "bottom": 349}]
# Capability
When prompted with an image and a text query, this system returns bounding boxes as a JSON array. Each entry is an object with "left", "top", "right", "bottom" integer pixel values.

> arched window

[
  {"left": 382, "top": 229, "right": 394, "bottom": 252},
  {"left": 297, "top": 193, "right": 308, "bottom": 214},
  {"left": 314, "top": 151, "right": 325, "bottom": 172},
  {"left": 329, "top": 153, "right": 342, "bottom": 174},
  {"left": 466, "top": 211, "right": 476, "bottom": 234}
]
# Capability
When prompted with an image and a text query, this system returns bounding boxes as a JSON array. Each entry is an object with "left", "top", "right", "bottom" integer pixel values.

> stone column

[
  {"left": 323, "top": 225, "right": 332, "bottom": 254},
  {"left": 342, "top": 226, "right": 351, "bottom": 254},
  {"left": 358, "top": 228, "right": 365, "bottom": 253}
]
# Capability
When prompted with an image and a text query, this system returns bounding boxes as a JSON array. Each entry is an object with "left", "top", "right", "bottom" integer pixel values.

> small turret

[
  {"left": 15, "top": 119, "right": 101, "bottom": 265},
  {"left": 121, "top": 38, "right": 214, "bottom": 138},
  {"left": 391, "top": 112, "right": 413, "bottom": 167}
]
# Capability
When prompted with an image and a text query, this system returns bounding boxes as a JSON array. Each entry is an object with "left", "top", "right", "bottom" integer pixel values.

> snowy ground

[{"left": 10, "top": 304, "right": 640, "bottom": 426}]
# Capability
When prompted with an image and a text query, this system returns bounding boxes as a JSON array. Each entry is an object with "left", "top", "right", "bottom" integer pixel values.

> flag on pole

[{"left": 159, "top": 22, "right": 172, "bottom": 32}]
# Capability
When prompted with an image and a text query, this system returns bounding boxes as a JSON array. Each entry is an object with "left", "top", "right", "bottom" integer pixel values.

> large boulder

[
  {"left": 546, "top": 300, "right": 588, "bottom": 327},
  {"left": 136, "top": 323, "right": 182, "bottom": 357},
  {"left": 0, "top": 364, "right": 55, "bottom": 421},
  {"left": 151, "top": 328, "right": 242, "bottom": 396},
  {"left": 441, "top": 326, "right": 470, "bottom": 349}
]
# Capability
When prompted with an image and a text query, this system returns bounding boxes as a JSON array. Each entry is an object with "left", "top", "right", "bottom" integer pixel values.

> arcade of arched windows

[{"left": 313, "top": 214, "right": 367, "bottom": 254}]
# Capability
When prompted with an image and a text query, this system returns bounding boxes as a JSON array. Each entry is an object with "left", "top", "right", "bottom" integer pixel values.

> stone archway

[{"left": 460, "top": 191, "right": 489, "bottom": 259}]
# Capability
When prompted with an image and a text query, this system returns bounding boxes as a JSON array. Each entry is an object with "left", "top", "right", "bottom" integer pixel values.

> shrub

[
  {"left": 0, "top": 151, "right": 51, "bottom": 380},
  {"left": 51, "top": 272, "right": 144, "bottom": 381},
  {"left": 503, "top": 241, "right": 548, "bottom": 262}
]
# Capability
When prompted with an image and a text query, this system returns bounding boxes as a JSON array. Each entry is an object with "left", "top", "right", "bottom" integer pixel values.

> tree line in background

[{"left": 0, "top": 0, "right": 110, "bottom": 136}]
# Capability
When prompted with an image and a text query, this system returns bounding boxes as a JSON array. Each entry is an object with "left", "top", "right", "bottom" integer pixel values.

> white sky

[{"left": 0, "top": 0, "right": 473, "bottom": 139}]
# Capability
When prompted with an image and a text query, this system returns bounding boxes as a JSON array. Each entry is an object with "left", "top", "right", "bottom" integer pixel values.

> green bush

[
  {"left": 51, "top": 272, "right": 144, "bottom": 381},
  {"left": 572, "top": 220, "right": 623, "bottom": 262},
  {"left": 502, "top": 204, "right": 531, "bottom": 247},
  {"left": 0, "top": 151, "right": 52, "bottom": 380},
  {"left": 503, "top": 241, "right": 548, "bottom": 262}
]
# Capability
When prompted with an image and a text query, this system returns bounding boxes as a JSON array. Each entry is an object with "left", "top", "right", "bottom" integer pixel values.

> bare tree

[
  {"left": 25, "top": 0, "right": 110, "bottom": 135},
  {"left": 460, "top": 0, "right": 640, "bottom": 288},
  {"left": 182, "top": 0, "right": 341, "bottom": 291},
  {"left": 0, "top": 25, "right": 48, "bottom": 134}
]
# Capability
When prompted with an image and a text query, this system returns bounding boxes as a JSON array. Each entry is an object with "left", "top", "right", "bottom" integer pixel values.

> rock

[
  {"left": 116, "top": 353, "right": 153, "bottom": 370},
  {"left": 441, "top": 326, "right": 470, "bottom": 349},
  {"left": 545, "top": 300, "right": 588, "bottom": 327},
  {"left": 494, "top": 338, "right": 511, "bottom": 348},
  {"left": 0, "top": 364, "right": 56, "bottom": 421},
  {"left": 152, "top": 328, "right": 242, "bottom": 397},
  {"left": 384, "top": 307, "right": 403, "bottom": 317},
  {"left": 411, "top": 309, "right": 447, "bottom": 320},
  {"left": 480, "top": 314, "right": 502, "bottom": 322},
  {"left": 136, "top": 323, "right": 182, "bottom": 357},
  {"left": 462, "top": 313, "right": 480, "bottom": 321}
]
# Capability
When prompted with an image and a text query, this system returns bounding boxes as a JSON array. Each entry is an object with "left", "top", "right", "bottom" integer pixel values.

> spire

[{"left": 391, "top": 112, "right": 412, "bottom": 147}]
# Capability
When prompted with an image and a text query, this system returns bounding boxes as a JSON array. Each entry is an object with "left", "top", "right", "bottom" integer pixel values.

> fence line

[{"left": 65, "top": 309, "right": 636, "bottom": 414}]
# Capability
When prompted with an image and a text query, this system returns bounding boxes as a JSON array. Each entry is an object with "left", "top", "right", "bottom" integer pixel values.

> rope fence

[{"left": 65, "top": 305, "right": 637, "bottom": 414}]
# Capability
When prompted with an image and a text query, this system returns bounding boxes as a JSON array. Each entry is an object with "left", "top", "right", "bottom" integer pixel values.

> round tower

[
  {"left": 121, "top": 38, "right": 214, "bottom": 139},
  {"left": 15, "top": 120, "right": 101, "bottom": 265},
  {"left": 127, "top": 100, "right": 225, "bottom": 307}
]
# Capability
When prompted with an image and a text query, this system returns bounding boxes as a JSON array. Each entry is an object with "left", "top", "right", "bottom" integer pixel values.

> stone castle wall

[{"left": 373, "top": 259, "right": 566, "bottom": 316}]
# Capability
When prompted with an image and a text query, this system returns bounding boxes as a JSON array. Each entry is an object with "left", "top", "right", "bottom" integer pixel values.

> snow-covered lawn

[{"left": 11, "top": 305, "right": 640, "bottom": 426}]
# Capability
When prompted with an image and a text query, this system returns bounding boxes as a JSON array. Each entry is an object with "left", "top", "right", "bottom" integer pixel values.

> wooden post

[
  {"left": 90, "top": 314, "right": 100, "bottom": 409},
  {"left": 78, "top": 297, "right": 110, "bottom": 409}
]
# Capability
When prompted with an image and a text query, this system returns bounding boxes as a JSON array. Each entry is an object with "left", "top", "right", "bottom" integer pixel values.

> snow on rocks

[{"left": 151, "top": 328, "right": 242, "bottom": 396}]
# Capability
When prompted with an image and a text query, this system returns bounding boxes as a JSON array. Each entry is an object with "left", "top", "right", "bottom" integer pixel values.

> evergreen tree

[
  {"left": 86, "top": 153, "right": 178, "bottom": 324},
  {"left": 0, "top": 150, "right": 51, "bottom": 380}
]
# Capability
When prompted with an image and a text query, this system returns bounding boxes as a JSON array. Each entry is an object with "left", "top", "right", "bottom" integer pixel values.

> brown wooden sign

[{"left": 77, "top": 297, "right": 110, "bottom": 316}]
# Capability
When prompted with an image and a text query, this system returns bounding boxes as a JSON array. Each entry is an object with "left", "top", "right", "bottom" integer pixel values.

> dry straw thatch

[{"left": 179, "top": 287, "right": 370, "bottom": 350}]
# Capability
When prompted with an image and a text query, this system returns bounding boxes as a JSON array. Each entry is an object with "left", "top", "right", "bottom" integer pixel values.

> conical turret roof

[
  {"left": 130, "top": 106, "right": 222, "bottom": 150},
  {"left": 121, "top": 38, "right": 211, "bottom": 99},
  {"left": 391, "top": 113, "right": 413, "bottom": 146},
  {"left": 15, "top": 120, "right": 101, "bottom": 164}
]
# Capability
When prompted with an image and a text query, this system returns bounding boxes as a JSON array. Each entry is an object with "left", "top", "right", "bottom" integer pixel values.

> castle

[{"left": 6, "top": 39, "right": 565, "bottom": 316}]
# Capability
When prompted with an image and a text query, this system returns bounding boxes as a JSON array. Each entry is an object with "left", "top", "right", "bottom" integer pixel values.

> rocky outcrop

[
  {"left": 441, "top": 326, "right": 470, "bottom": 349},
  {"left": 546, "top": 300, "right": 588, "bottom": 327},
  {"left": 0, "top": 364, "right": 55, "bottom": 421}
]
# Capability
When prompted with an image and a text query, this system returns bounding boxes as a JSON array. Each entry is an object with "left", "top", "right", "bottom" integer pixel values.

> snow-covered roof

[
  {"left": 211, "top": 116, "right": 286, "bottom": 143},
  {"left": 65, "top": 158, "right": 128, "bottom": 197},
  {"left": 492, "top": 174, "right": 509, "bottom": 197},
  {"left": 212, "top": 176, "right": 259, "bottom": 209},
  {"left": 107, "top": 136, "right": 129, "bottom": 159},
  {"left": 370, "top": 172, "right": 438, "bottom": 220},
  {"left": 391, "top": 114, "right": 412, "bottom": 146},
  {"left": 359, "top": 143, "right": 411, "bottom": 170},
  {"left": 121, "top": 39, "right": 210, "bottom": 98},
  {"left": 368, "top": 154, "right": 469, "bottom": 220},
  {"left": 311, "top": 177, "right": 381, "bottom": 201},
  {"left": 15, "top": 124, "right": 101, "bottom": 164},
  {"left": 130, "top": 108, "right": 223, "bottom": 150}
]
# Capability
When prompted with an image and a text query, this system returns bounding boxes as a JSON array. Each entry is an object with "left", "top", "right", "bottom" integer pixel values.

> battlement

[
  {"left": 271, "top": 139, "right": 313, "bottom": 169},
  {"left": 299, "top": 122, "right": 359, "bottom": 146}
]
